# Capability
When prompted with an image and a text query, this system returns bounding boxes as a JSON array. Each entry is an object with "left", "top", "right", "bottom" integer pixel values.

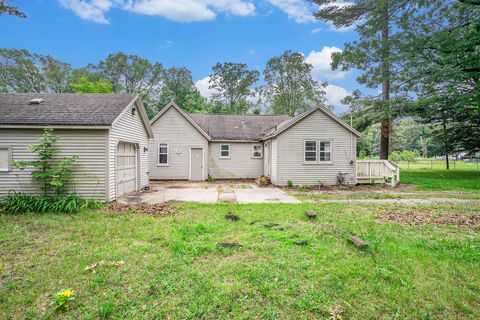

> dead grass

[{"left": 377, "top": 211, "right": 480, "bottom": 228}]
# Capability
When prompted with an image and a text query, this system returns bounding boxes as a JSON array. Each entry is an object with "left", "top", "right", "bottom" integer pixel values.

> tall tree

[
  {"left": 209, "top": 62, "right": 259, "bottom": 114},
  {"left": 0, "top": 1, "right": 26, "bottom": 18},
  {"left": 314, "top": 0, "right": 415, "bottom": 159},
  {"left": 262, "top": 50, "right": 325, "bottom": 116},
  {"left": 159, "top": 67, "right": 206, "bottom": 111},
  {"left": 69, "top": 77, "right": 113, "bottom": 93}
]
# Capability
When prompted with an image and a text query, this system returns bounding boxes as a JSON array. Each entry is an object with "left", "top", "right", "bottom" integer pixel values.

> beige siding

[
  {"left": 275, "top": 109, "right": 357, "bottom": 186},
  {"left": 109, "top": 100, "right": 150, "bottom": 200},
  {"left": 150, "top": 107, "right": 209, "bottom": 180},
  {"left": 0, "top": 129, "right": 107, "bottom": 200},
  {"left": 208, "top": 142, "right": 263, "bottom": 179}
]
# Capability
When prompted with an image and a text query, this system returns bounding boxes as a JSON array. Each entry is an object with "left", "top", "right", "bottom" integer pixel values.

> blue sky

[{"left": 1, "top": 0, "right": 367, "bottom": 113}]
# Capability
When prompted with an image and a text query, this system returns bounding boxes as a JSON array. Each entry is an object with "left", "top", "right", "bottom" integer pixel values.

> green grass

[
  {"left": 401, "top": 169, "right": 480, "bottom": 192},
  {"left": 396, "top": 160, "right": 480, "bottom": 171},
  {"left": 1, "top": 203, "right": 480, "bottom": 319},
  {"left": 294, "top": 192, "right": 480, "bottom": 201}
]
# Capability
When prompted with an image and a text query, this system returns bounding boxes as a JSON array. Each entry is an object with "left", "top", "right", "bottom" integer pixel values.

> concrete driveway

[{"left": 118, "top": 181, "right": 301, "bottom": 204}]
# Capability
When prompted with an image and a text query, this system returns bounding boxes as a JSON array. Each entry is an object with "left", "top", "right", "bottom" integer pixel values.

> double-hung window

[
  {"left": 158, "top": 143, "right": 168, "bottom": 165},
  {"left": 0, "top": 146, "right": 12, "bottom": 172},
  {"left": 319, "top": 142, "right": 331, "bottom": 162},
  {"left": 304, "top": 141, "right": 317, "bottom": 162},
  {"left": 252, "top": 144, "right": 262, "bottom": 158},
  {"left": 220, "top": 144, "right": 230, "bottom": 158}
]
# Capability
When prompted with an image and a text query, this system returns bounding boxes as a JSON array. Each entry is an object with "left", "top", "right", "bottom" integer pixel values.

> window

[
  {"left": 220, "top": 144, "right": 230, "bottom": 158},
  {"left": 304, "top": 141, "right": 317, "bottom": 162},
  {"left": 0, "top": 147, "right": 11, "bottom": 172},
  {"left": 319, "top": 142, "right": 331, "bottom": 162},
  {"left": 158, "top": 143, "right": 168, "bottom": 165},
  {"left": 252, "top": 144, "right": 262, "bottom": 158}
]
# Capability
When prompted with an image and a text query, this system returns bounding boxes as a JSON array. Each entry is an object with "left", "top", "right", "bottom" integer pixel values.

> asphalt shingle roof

[
  {"left": 188, "top": 113, "right": 291, "bottom": 140},
  {"left": 0, "top": 93, "right": 137, "bottom": 126}
]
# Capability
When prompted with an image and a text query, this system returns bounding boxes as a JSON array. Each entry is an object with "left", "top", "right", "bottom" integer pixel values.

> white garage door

[{"left": 117, "top": 142, "right": 137, "bottom": 197}]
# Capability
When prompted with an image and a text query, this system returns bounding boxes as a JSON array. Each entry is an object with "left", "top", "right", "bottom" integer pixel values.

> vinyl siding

[
  {"left": 109, "top": 100, "right": 150, "bottom": 200},
  {"left": 270, "top": 138, "right": 278, "bottom": 184},
  {"left": 275, "top": 109, "right": 357, "bottom": 186},
  {"left": 208, "top": 142, "right": 263, "bottom": 179},
  {"left": 0, "top": 128, "right": 107, "bottom": 200},
  {"left": 150, "top": 107, "right": 209, "bottom": 180}
]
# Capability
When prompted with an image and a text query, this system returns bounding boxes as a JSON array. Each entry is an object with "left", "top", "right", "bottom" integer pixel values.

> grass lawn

[
  {"left": 1, "top": 202, "right": 479, "bottom": 319},
  {"left": 401, "top": 169, "right": 480, "bottom": 192}
]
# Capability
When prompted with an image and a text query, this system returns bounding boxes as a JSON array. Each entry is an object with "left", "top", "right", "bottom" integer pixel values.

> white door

[
  {"left": 117, "top": 142, "right": 137, "bottom": 197},
  {"left": 190, "top": 148, "right": 204, "bottom": 181}
]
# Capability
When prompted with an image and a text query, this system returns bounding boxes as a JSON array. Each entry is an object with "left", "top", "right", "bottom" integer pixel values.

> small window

[
  {"left": 220, "top": 144, "right": 230, "bottom": 158},
  {"left": 304, "top": 141, "right": 317, "bottom": 162},
  {"left": 319, "top": 142, "right": 331, "bottom": 162},
  {"left": 252, "top": 144, "right": 262, "bottom": 158},
  {"left": 0, "top": 147, "right": 11, "bottom": 172},
  {"left": 158, "top": 143, "right": 168, "bottom": 165}
]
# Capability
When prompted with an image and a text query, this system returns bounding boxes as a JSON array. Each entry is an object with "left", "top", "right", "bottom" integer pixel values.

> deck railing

[{"left": 356, "top": 160, "right": 400, "bottom": 187}]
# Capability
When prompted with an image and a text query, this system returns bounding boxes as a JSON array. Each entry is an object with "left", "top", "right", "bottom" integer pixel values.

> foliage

[
  {"left": 51, "top": 290, "right": 75, "bottom": 310},
  {"left": 0, "top": 1, "right": 26, "bottom": 18},
  {"left": 287, "top": 179, "right": 293, "bottom": 187},
  {"left": 262, "top": 50, "right": 325, "bottom": 116},
  {"left": 209, "top": 62, "right": 259, "bottom": 114},
  {"left": 13, "top": 127, "right": 77, "bottom": 197},
  {"left": 401, "top": 169, "right": 480, "bottom": 192},
  {"left": 389, "top": 150, "right": 420, "bottom": 162},
  {"left": 69, "top": 77, "right": 113, "bottom": 93},
  {"left": 0, "top": 192, "right": 98, "bottom": 214}
]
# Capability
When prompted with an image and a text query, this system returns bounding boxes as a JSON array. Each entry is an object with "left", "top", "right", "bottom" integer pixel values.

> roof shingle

[{"left": 0, "top": 93, "right": 137, "bottom": 126}]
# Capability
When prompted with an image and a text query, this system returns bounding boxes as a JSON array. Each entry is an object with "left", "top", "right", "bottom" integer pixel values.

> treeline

[{"left": 0, "top": 49, "right": 327, "bottom": 119}]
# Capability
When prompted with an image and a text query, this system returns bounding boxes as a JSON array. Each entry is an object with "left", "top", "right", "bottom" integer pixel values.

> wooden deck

[{"left": 356, "top": 160, "right": 400, "bottom": 187}]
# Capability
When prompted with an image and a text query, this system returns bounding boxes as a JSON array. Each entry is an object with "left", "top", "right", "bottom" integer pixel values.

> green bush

[
  {"left": 287, "top": 180, "right": 293, "bottom": 188},
  {"left": 389, "top": 150, "right": 420, "bottom": 162},
  {"left": 0, "top": 192, "right": 101, "bottom": 214}
]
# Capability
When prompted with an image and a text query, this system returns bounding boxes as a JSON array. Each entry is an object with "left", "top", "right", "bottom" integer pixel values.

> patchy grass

[
  {"left": 1, "top": 203, "right": 480, "bottom": 319},
  {"left": 401, "top": 169, "right": 480, "bottom": 192},
  {"left": 294, "top": 192, "right": 480, "bottom": 201}
]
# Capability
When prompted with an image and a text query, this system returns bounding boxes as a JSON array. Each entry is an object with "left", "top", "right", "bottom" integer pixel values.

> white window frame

[
  {"left": 252, "top": 144, "right": 263, "bottom": 159},
  {"left": 219, "top": 144, "right": 230, "bottom": 159},
  {"left": 157, "top": 143, "right": 169, "bottom": 166},
  {"left": 0, "top": 146, "right": 12, "bottom": 172},
  {"left": 319, "top": 141, "right": 332, "bottom": 163},
  {"left": 304, "top": 140, "right": 317, "bottom": 163}
]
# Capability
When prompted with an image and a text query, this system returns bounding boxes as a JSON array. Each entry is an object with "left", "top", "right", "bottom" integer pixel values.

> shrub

[
  {"left": 287, "top": 180, "right": 293, "bottom": 188},
  {"left": 389, "top": 150, "right": 420, "bottom": 162}
]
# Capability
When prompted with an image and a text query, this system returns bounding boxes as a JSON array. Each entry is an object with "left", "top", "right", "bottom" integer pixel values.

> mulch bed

[
  {"left": 377, "top": 211, "right": 480, "bottom": 228},
  {"left": 103, "top": 203, "right": 177, "bottom": 216}
]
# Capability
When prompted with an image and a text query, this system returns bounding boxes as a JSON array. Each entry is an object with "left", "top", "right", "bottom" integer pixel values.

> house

[
  {"left": 150, "top": 102, "right": 360, "bottom": 186},
  {"left": 0, "top": 93, "right": 152, "bottom": 200}
]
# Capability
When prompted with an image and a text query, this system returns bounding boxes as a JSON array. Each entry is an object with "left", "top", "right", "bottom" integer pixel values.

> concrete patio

[{"left": 118, "top": 181, "right": 301, "bottom": 204}]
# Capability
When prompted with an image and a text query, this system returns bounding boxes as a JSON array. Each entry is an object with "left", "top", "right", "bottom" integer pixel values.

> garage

[{"left": 117, "top": 142, "right": 138, "bottom": 198}]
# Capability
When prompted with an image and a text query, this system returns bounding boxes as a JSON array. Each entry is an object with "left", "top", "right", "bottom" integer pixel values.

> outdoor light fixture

[
  {"left": 132, "top": 107, "right": 137, "bottom": 116},
  {"left": 143, "top": 147, "right": 148, "bottom": 153}
]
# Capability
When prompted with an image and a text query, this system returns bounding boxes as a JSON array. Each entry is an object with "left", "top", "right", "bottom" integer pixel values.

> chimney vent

[{"left": 29, "top": 98, "right": 44, "bottom": 105}]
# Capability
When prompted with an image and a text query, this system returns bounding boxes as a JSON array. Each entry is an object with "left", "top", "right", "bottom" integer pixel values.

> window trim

[
  {"left": 252, "top": 144, "right": 263, "bottom": 159},
  {"left": 219, "top": 144, "right": 230, "bottom": 159},
  {"left": 157, "top": 143, "right": 169, "bottom": 166},
  {"left": 303, "top": 140, "right": 317, "bottom": 163},
  {"left": 0, "top": 145, "right": 12, "bottom": 172}
]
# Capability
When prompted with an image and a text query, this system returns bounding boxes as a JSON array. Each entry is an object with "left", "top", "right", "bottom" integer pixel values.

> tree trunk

[
  {"left": 380, "top": 5, "right": 390, "bottom": 160},
  {"left": 442, "top": 115, "right": 450, "bottom": 170}
]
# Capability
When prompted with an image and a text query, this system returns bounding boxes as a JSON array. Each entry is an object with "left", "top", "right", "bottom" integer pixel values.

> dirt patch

[
  {"left": 377, "top": 211, "right": 480, "bottom": 228},
  {"left": 225, "top": 214, "right": 240, "bottom": 221},
  {"left": 294, "top": 240, "right": 308, "bottom": 246},
  {"left": 104, "top": 203, "right": 177, "bottom": 216},
  {"left": 218, "top": 242, "right": 242, "bottom": 248}
]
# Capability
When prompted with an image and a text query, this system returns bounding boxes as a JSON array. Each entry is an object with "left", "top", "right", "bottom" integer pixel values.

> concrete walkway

[{"left": 119, "top": 181, "right": 301, "bottom": 204}]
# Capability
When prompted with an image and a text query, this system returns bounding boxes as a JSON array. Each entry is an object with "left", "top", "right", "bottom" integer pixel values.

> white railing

[{"left": 356, "top": 160, "right": 400, "bottom": 187}]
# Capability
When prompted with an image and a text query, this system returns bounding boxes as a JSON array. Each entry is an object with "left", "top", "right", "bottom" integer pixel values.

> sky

[{"left": 0, "top": 0, "right": 370, "bottom": 114}]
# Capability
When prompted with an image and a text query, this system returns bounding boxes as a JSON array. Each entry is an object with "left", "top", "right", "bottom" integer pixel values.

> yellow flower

[{"left": 59, "top": 290, "right": 74, "bottom": 298}]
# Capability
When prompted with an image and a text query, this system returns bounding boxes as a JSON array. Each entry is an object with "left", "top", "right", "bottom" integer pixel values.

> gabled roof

[
  {"left": 263, "top": 106, "right": 361, "bottom": 139},
  {"left": 150, "top": 101, "right": 212, "bottom": 141},
  {"left": 188, "top": 113, "right": 291, "bottom": 141}
]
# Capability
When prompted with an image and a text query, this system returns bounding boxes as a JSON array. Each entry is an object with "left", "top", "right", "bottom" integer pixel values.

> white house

[
  {"left": 0, "top": 93, "right": 152, "bottom": 200},
  {"left": 150, "top": 102, "right": 360, "bottom": 186}
]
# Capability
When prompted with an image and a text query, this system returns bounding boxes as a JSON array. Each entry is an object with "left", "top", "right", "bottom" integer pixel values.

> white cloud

[
  {"left": 324, "top": 84, "right": 350, "bottom": 114},
  {"left": 265, "top": 0, "right": 315, "bottom": 23},
  {"left": 58, "top": 0, "right": 256, "bottom": 23},
  {"left": 306, "top": 46, "right": 348, "bottom": 80},
  {"left": 195, "top": 76, "right": 214, "bottom": 100},
  {"left": 310, "top": 27, "right": 323, "bottom": 34}
]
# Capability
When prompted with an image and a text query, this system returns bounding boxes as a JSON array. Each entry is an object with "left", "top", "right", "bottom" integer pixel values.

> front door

[{"left": 190, "top": 148, "right": 204, "bottom": 181}]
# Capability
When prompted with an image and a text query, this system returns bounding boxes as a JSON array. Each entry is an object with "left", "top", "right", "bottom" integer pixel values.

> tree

[
  {"left": 96, "top": 52, "right": 164, "bottom": 99},
  {"left": 0, "top": 1, "right": 26, "bottom": 18},
  {"left": 0, "top": 49, "right": 72, "bottom": 93},
  {"left": 262, "top": 50, "right": 325, "bottom": 116},
  {"left": 209, "top": 62, "right": 259, "bottom": 114},
  {"left": 69, "top": 77, "right": 113, "bottom": 93},
  {"left": 314, "top": 1, "right": 417, "bottom": 159}
]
